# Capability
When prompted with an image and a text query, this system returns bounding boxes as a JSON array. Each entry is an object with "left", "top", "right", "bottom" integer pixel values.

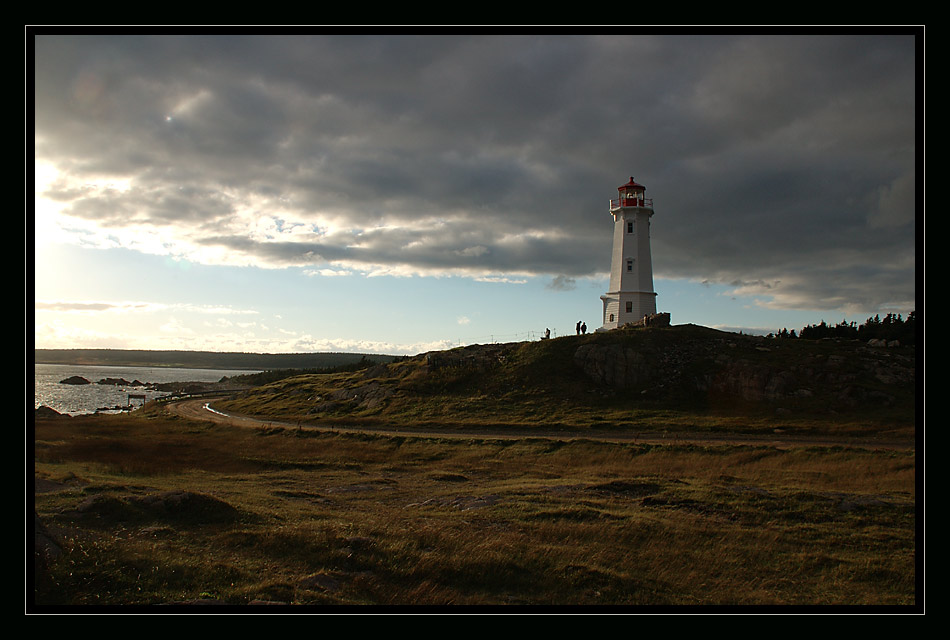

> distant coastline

[{"left": 34, "top": 349, "right": 396, "bottom": 371}]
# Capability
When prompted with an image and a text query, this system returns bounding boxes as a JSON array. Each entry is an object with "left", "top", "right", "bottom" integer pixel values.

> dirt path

[{"left": 162, "top": 397, "right": 915, "bottom": 451}]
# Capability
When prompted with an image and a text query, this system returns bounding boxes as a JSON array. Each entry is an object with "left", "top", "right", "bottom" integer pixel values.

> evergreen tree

[{"left": 799, "top": 311, "right": 915, "bottom": 344}]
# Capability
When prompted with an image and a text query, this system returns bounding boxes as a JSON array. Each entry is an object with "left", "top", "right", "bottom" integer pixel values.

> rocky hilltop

[
  {"left": 219, "top": 324, "right": 916, "bottom": 428},
  {"left": 571, "top": 325, "right": 914, "bottom": 408}
]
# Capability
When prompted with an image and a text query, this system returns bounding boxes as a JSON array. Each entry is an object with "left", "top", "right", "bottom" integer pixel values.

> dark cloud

[
  {"left": 34, "top": 32, "right": 918, "bottom": 314},
  {"left": 547, "top": 276, "right": 577, "bottom": 291}
]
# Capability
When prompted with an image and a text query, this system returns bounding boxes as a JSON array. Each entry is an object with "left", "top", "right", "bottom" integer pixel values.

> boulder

[{"left": 35, "top": 406, "right": 69, "bottom": 418}]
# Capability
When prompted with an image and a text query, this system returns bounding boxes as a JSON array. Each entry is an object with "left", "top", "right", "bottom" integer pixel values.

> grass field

[{"left": 32, "top": 405, "right": 917, "bottom": 609}]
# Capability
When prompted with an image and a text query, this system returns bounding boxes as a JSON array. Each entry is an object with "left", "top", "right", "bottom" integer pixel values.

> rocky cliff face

[
  {"left": 573, "top": 343, "right": 657, "bottom": 389},
  {"left": 572, "top": 327, "right": 915, "bottom": 409}
]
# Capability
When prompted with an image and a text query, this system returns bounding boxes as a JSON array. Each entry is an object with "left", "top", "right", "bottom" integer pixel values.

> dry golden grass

[{"left": 33, "top": 409, "right": 916, "bottom": 609}]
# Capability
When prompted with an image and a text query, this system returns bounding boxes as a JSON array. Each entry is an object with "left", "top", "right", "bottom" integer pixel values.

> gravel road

[{"left": 162, "top": 397, "right": 915, "bottom": 451}]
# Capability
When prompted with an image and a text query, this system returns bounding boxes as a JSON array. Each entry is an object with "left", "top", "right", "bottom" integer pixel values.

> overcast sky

[{"left": 32, "top": 30, "right": 919, "bottom": 355}]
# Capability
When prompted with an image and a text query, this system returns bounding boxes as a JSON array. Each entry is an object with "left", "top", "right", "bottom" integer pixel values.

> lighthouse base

[{"left": 600, "top": 292, "right": 659, "bottom": 331}]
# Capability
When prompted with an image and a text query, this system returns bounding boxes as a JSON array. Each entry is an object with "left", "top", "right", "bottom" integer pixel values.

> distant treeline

[
  {"left": 770, "top": 311, "right": 917, "bottom": 344},
  {"left": 34, "top": 349, "right": 399, "bottom": 371}
]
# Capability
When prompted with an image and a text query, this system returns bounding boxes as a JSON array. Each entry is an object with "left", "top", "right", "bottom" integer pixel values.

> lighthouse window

[
  {"left": 627, "top": 221, "right": 633, "bottom": 234},
  {"left": 626, "top": 301, "right": 633, "bottom": 313},
  {"left": 626, "top": 259, "right": 633, "bottom": 272}
]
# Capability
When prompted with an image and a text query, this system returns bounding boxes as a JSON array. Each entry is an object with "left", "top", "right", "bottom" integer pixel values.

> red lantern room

[{"left": 610, "top": 177, "right": 653, "bottom": 211}]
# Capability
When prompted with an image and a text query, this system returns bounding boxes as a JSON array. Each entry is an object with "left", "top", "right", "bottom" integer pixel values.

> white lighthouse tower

[{"left": 600, "top": 177, "right": 657, "bottom": 330}]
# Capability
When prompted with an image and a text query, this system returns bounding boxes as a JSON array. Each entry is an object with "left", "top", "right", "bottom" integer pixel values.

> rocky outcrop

[
  {"left": 620, "top": 312, "right": 671, "bottom": 329},
  {"left": 867, "top": 338, "right": 902, "bottom": 348},
  {"left": 59, "top": 376, "right": 90, "bottom": 385},
  {"left": 572, "top": 331, "right": 915, "bottom": 408},
  {"left": 573, "top": 343, "right": 658, "bottom": 389},
  {"left": 97, "top": 377, "right": 147, "bottom": 386},
  {"left": 35, "top": 406, "right": 69, "bottom": 418},
  {"left": 309, "top": 381, "right": 395, "bottom": 414},
  {"left": 703, "top": 361, "right": 800, "bottom": 401},
  {"left": 330, "top": 381, "right": 393, "bottom": 410},
  {"left": 424, "top": 344, "right": 508, "bottom": 371}
]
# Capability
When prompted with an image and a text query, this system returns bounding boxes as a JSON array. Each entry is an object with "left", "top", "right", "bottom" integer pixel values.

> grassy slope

[{"left": 217, "top": 325, "right": 916, "bottom": 440}]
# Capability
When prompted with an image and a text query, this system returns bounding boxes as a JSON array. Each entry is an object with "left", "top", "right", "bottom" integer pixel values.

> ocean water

[{"left": 33, "top": 364, "right": 258, "bottom": 416}]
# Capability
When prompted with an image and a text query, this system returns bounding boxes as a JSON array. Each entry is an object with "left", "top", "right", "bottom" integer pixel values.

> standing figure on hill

[
  {"left": 581, "top": 322, "right": 587, "bottom": 335},
  {"left": 576, "top": 321, "right": 581, "bottom": 335}
]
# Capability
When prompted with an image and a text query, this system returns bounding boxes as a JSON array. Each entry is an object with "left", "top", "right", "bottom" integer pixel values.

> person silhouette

[
  {"left": 576, "top": 321, "right": 581, "bottom": 335},
  {"left": 581, "top": 322, "right": 587, "bottom": 335}
]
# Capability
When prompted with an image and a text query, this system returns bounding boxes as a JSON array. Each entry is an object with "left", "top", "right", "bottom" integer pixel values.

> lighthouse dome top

[{"left": 619, "top": 177, "right": 646, "bottom": 191}]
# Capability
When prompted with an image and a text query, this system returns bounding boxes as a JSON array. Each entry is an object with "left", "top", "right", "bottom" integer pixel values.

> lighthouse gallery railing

[{"left": 610, "top": 197, "right": 653, "bottom": 209}]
